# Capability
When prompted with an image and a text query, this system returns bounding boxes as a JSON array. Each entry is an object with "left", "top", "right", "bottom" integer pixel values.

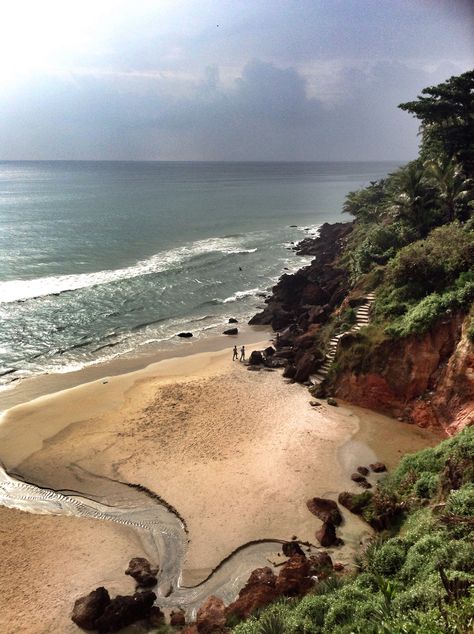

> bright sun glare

[{"left": 0, "top": 1, "right": 121, "bottom": 82}]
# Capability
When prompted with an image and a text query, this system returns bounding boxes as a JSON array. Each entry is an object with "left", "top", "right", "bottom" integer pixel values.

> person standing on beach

[
  {"left": 240, "top": 345, "right": 245, "bottom": 361},
  {"left": 232, "top": 345, "right": 238, "bottom": 361}
]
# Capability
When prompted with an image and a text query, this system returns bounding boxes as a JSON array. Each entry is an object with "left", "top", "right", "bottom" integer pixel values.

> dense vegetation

[
  {"left": 340, "top": 71, "right": 474, "bottom": 340},
  {"left": 231, "top": 426, "right": 474, "bottom": 634}
]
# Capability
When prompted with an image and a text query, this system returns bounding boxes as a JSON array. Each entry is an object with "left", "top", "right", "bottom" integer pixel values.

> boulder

[
  {"left": 315, "top": 522, "right": 342, "bottom": 548},
  {"left": 223, "top": 328, "right": 238, "bottom": 335},
  {"left": 333, "top": 562, "right": 345, "bottom": 572},
  {"left": 370, "top": 462, "right": 387, "bottom": 473},
  {"left": 196, "top": 595, "right": 226, "bottom": 633},
  {"left": 248, "top": 350, "right": 265, "bottom": 365},
  {"left": 357, "top": 466, "right": 369, "bottom": 476},
  {"left": 306, "top": 497, "right": 342, "bottom": 525},
  {"left": 71, "top": 587, "right": 111, "bottom": 630},
  {"left": 228, "top": 318, "right": 238, "bottom": 323},
  {"left": 358, "top": 480, "right": 372, "bottom": 489},
  {"left": 282, "top": 541, "right": 305, "bottom": 557},
  {"left": 310, "top": 401, "right": 321, "bottom": 407},
  {"left": 170, "top": 610, "right": 186, "bottom": 626},
  {"left": 275, "top": 554, "right": 313, "bottom": 596},
  {"left": 351, "top": 473, "right": 366, "bottom": 483},
  {"left": 94, "top": 591, "right": 156, "bottom": 633},
  {"left": 327, "top": 397, "right": 338, "bottom": 406},
  {"left": 125, "top": 557, "right": 158, "bottom": 588},
  {"left": 264, "top": 346, "right": 275, "bottom": 357},
  {"left": 177, "top": 332, "right": 193, "bottom": 338},
  {"left": 338, "top": 491, "right": 373, "bottom": 514}
]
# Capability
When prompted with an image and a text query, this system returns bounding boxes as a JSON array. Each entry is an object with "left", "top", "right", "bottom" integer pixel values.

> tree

[
  {"left": 389, "top": 162, "right": 438, "bottom": 236},
  {"left": 424, "top": 158, "right": 473, "bottom": 223},
  {"left": 399, "top": 70, "right": 474, "bottom": 176}
]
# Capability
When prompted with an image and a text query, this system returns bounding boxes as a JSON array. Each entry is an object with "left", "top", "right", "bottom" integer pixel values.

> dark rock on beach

[
  {"left": 327, "top": 397, "right": 338, "bottom": 406},
  {"left": 249, "top": 350, "right": 265, "bottom": 365},
  {"left": 71, "top": 588, "right": 156, "bottom": 633},
  {"left": 125, "top": 557, "right": 158, "bottom": 588},
  {"left": 177, "top": 332, "right": 193, "bottom": 338},
  {"left": 370, "top": 462, "right": 387, "bottom": 473},
  {"left": 71, "top": 587, "right": 111, "bottom": 630},
  {"left": 357, "top": 466, "right": 369, "bottom": 476},
  {"left": 223, "top": 327, "right": 238, "bottom": 335},
  {"left": 228, "top": 317, "right": 238, "bottom": 323},
  {"left": 306, "top": 497, "right": 342, "bottom": 525}
]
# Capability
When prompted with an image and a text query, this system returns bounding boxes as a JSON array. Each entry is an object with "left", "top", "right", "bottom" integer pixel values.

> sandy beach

[{"left": 0, "top": 340, "right": 440, "bottom": 633}]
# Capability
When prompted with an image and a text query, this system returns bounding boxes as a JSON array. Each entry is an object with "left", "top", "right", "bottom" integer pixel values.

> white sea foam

[
  {"left": 0, "top": 236, "right": 257, "bottom": 304},
  {"left": 221, "top": 287, "right": 263, "bottom": 303}
]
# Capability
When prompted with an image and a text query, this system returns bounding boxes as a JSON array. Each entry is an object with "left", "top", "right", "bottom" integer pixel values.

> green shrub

[
  {"left": 370, "top": 539, "right": 407, "bottom": 576},
  {"left": 414, "top": 472, "right": 440, "bottom": 498},
  {"left": 445, "top": 483, "right": 474, "bottom": 517}
]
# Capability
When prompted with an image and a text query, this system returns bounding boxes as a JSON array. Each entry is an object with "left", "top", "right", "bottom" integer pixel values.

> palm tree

[
  {"left": 424, "top": 158, "right": 473, "bottom": 222},
  {"left": 389, "top": 162, "right": 435, "bottom": 236}
]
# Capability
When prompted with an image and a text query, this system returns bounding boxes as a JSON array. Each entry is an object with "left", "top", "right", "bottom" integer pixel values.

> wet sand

[{"left": 0, "top": 342, "right": 439, "bottom": 633}]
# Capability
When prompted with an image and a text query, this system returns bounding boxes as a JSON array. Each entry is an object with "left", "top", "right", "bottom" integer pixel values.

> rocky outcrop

[
  {"left": 249, "top": 223, "right": 352, "bottom": 336},
  {"left": 331, "top": 311, "right": 474, "bottom": 433}
]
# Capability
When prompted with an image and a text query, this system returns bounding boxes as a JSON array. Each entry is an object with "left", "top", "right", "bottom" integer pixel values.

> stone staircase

[{"left": 310, "top": 292, "right": 376, "bottom": 386}]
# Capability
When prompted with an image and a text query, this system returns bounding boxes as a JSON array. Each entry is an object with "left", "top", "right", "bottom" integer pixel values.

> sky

[{"left": 0, "top": 0, "right": 472, "bottom": 161}]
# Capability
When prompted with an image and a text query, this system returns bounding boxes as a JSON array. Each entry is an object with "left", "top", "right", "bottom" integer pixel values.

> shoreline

[
  {"left": 0, "top": 338, "right": 439, "bottom": 633},
  {"left": 0, "top": 323, "right": 271, "bottom": 412}
]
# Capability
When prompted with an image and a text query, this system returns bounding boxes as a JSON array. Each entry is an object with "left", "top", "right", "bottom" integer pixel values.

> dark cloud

[{"left": 1, "top": 57, "right": 468, "bottom": 161}]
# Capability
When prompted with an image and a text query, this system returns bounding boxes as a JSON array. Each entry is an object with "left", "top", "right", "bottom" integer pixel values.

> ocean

[{"left": 0, "top": 160, "right": 400, "bottom": 389}]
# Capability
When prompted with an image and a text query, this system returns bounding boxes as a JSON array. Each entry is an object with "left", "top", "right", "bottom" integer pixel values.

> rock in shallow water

[
  {"left": 306, "top": 497, "right": 342, "bottom": 525},
  {"left": 125, "top": 557, "right": 158, "bottom": 588}
]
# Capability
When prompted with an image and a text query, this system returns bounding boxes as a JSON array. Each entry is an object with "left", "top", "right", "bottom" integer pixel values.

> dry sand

[{"left": 0, "top": 342, "right": 440, "bottom": 633}]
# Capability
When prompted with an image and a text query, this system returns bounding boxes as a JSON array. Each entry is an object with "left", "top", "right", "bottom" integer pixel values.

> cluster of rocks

[
  {"left": 71, "top": 557, "right": 160, "bottom": 632},
  {"left": 249, "top": 222, "right": 353, "bottom": 384},
  {"left": 349, "top": 462, "right": 386, "bottom": 490},
  {"left": 246, "top": 345, "right": 287, "bottom": 371},
  {"left": 177, "top": 543, "right": 337, "bottom": 633}
]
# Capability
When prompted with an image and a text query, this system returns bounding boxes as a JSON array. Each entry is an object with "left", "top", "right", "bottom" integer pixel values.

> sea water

[{"left": 0, "top": 160, "right": 399, "bottom": 388}]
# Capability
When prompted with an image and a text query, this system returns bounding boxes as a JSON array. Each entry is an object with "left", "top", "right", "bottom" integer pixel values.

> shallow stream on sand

[{"left": 0, "top": 463, "right": 317, "bottom": 617}]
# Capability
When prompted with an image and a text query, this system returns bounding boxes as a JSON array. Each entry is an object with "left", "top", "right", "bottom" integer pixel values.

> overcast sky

[{"left": 0, "top": 0, "right": 472, "bottom": 161}]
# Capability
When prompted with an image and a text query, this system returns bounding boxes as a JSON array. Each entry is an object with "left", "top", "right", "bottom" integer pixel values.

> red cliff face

[{"left": 332, "top": 312, "right": 474, "bottom": 435}]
